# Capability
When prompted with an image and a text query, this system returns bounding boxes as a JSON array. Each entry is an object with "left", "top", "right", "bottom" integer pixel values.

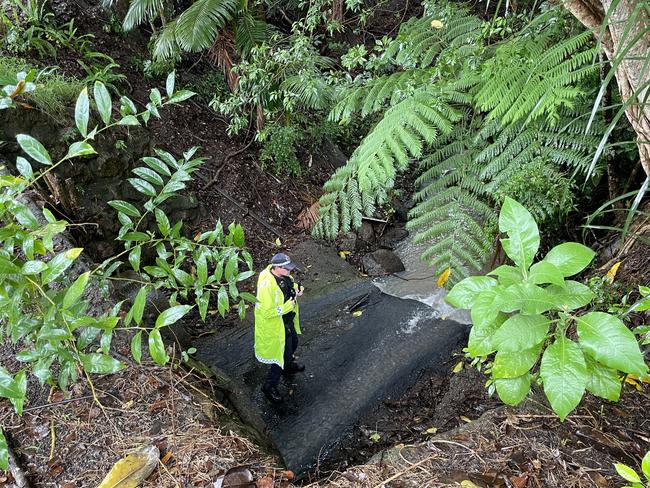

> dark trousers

[{"left": 265, "top": 324, "right": 298, "bottom": 388}]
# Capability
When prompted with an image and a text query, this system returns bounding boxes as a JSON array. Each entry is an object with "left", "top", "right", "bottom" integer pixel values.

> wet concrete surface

[{"left": 194, "top": 240, "right": 469, "bottom": 473}]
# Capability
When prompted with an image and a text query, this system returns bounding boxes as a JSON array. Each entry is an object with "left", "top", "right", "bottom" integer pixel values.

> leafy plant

[
  {"left": 614, "top": 450, "right": 650, "bottom": 488},
  {"left": 0, "top": 73, "right": 255, "bottom": 439},
  {"left": 446, "top": 197, "right": 648, "bottom": 420}
]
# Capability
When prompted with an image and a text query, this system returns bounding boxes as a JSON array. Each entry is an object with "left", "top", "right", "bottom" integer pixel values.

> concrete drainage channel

[{"left": 185, "top": 239, "right": 471, "bottom": 475}]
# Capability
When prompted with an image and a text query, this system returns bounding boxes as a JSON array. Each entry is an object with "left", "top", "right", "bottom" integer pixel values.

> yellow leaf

[
  {"left": 430, "top": 19, "right": 444, "bottom": 29},
  {"left": 460, "top": 481, "right": 481, "bottom": 488},
  {"left": 352, "top": 310, "right": 363, "bottom": 317},
  {"left": 460, "top": 416, "right": 472, "bottom": 423},
  {"left": 452, "top": 361, "right": 464, "bottom": 373},
  {"left": 625, "top": 376, "right": 643, "bottom": 391},
  {"left": 9, "top": 79, "right": 25, "bottom": 99},
  {"left": 339, "top": 250, "right": 351, "bottom": 259},
  {"left": 98, "top": 446, "right": 159, "bottom": 488},
  {"left": 605, "top": 262, "right": 621, "bottom": 283},
  {"left": 369, "top": 432, "right": 381, "bottom": 442},
  {"left": 437, "top": 267, "right": 451, "bottom": 287},
  {"left": 425, "top": 427, "right": 438, "bottom": 434},
  {"left": 275, "top": 238, "right": 282, "bottom": 247}
]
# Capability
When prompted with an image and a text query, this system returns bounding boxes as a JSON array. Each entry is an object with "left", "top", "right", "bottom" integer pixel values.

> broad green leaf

[
  {"left": 131, "top": 331, "right": 142, "bottom": 364},
  {"left": 16, "top": 134, "right": 52, "bottom": 165},
  {"left": 154, "top": 208, "right": 170, "bottom": 236},
  {"left": 66, "top": 141, "right": 96, "bottom": 158},
  {"left": 75, "top": 87, "right": 89, "bottom": 136},
  {"left": 500, "top": 283, "right": 556, "bottom": 314},
  {"left": 172, "top": 268, "right": 193, "bottom": 287},
  {"left": 0, "top": 367, "right": 23, "bottom": 400},
  {"left": 10, "top": 370, "right": 26, "bottom": 415},
  {"left": 128, "top": 178, "right": 157, "bottom": 197},
  {"left": 236, "top": 270, "right": 255, "bottom": 282},
  {"left": 148, "top": 329, "right": 169, "bottom": 365},
  {"left": 167, "top": 90, "right": 195, "bottom": 104},
  {"left": 121, "top": 232, "right": 150, "bottom": 242},
  {"left": 108, "top": 200, "right": 141, "bottom": 217},
  {"left": 495, "top": 374, "right": 531, "bottom": 406},
  {"left": 498, "top": 197, "right": 539, "bottom": 270},
  {"left": 142, "top": 157, "right": 171, "bottom": 177},
  {"left": 469, "top": 288, "right": 503, "bottom": 329},
  {"left": 540, "top": 337, "right": 587, "bottom": 420},
  {"left": 0, "top": 257, "right": 19, "bottom": 275},
  {"left": 492, "top": 314, "right": 551, "bottom": 352},
  {"left": 614, "top": 464, "right": 641, "bottom": 483},
  {"left": 93, "top": 81, "right": 112, "bottom": 125},
  {"left": 492, "top": 344, "right": 542, "bottom": 378},
  {"left": 13, "top": 203, "right": 39, "bottom": 228},
  {"left": 527, "top": 261, "right": 565, "bottom": 286},
  {"left": 197, "top": 290, "right": 210, "bottom": 320},
  {"left": 118, "top": 115, "right": 140, "bottom": 126},
  {"left": 132, "top": 286, "right": 149, "bottom": 325},
  {"left": 149, "top": 88, "right": 162, "bottom": 106},
  {"left": 42, "top": 248, "right": 83, "bottom": 284},
  {"left": 232, "top": 224, "right": 245, "bottom": 248},
  {"left": 544, "top": 242, "right": 595, "bottom": 277},
  {"left": 576, "top": 312, "right": 647, "bottom": 376},
  {"left": 129, "top": 245, "right": 141, "bottom": 272},
  {"left": 196, "top": 253, "right": 208, "bottom": 285},
  {"left": 166, "top": 71, "right": 175, "bottom": 97},
  {"left": 155, "top": 305, "right": 192, "bottom": 328},
  {"left": 547, "top": 280, "right": 594, "bottom": 310},
  {"left": 0, "top": 429, "right": 7, "bottom": 470},
  {"left": 225, "top": 254, "right": 238, "bottom": 282},
  {"left": 133, "top": 167, "right": 164, "bottom": 186},
  {"left": 217, "top": 286, "right": 229, "bottom": 318},
  {"left": 642, "top": 451, "right": 650, "bottom": 481},
  {"left": 63, "top": 271, "right": 90, "bottom": 309},
  {"left": 487, "top": 265, "right": 522, "bottom": 286},
  {"left": 16, "top": 156, "right": 33, "bottom": 179},
  {"left": 240, "top": 292, "right": 258, "bottom": 303},
  {"left": 80, "top": 353, "right": 123, "bottom": 374},
  {"left": 21, "top": 260, "right": 47, "bottom": 274},
  {"left": 446, "top": 276, "right": 497, "bottom": 309},
  {"left": 467, "top": 313, "right": 507, "bottom": 357},
  {"left": 585, "top": 356, "right": 621, "bottom": 401}
]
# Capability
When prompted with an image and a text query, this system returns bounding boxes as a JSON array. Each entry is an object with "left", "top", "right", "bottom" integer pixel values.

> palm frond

[{"left": 175, "top": 0, "right": 239, "bottom": 53}]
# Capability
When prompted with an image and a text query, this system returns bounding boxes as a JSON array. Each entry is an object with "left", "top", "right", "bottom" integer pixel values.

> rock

[
  {"left": 310, "top": 137, "right": 348, "bottom": 172},
  {"left": 378, "top": 225, "right": 409, "bottom": 248},
  {"left": 338, "top": 232, "right": 357, "bottom": 252},
  {"left": 390, "top": 196, "right": 411, "bottom": 223},
  {"left": 358, "top": 221, "right": 375, "bottom": 243},
  {"left": 362, "top": 249, "right": 405, "bottom": 276}
]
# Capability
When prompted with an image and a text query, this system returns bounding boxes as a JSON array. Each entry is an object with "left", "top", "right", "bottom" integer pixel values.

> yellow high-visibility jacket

[{"left": 254, "top": 266, "right": 301, "bottom": 368}]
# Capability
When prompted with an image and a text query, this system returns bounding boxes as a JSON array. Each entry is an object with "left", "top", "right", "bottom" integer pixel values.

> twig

[
  {"left": 371, "top": 455, "right": 437, "bottom": 488},
  {"left": 22, "top": 395, "right": 94, "bottom": 413},
  {"left": 49, "top": 420, "right": 55, "bottom": 461},
  {"left": 202, "top": 137, "right": 256, "bottom": 191},
  {"left": 427, "top": 439, "right": 487, "bottom": 465},
  {"left": 7, "top": 440, "right": 31, "bottom": 488}
]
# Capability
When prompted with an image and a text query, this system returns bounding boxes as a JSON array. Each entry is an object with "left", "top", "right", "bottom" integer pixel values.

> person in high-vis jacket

[{"left": 255, "top": 252, "right": 305, "bottom": 403}]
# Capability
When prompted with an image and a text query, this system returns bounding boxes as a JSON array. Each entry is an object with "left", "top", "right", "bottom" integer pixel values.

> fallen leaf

[
  {"left": 339, "top": 250, "right": 351, "bottom": 259},
  {"left": 369, "top": 432, "right": 381, "bottom": 443},
  {"left": 9, "top": 80, "right": 25, "bottom": 99},
  {"left": 460, "top": 481, "right": 480, "bottom": 488},
  {"left": 460, "top": 416, "right": 472, "bottom": 423},
  {"left": 255, "top": 476, "right": 274, "bottom": 488},
  {"left": 605, "top": 262, "right": 621, "bottom": 282},
  {"left": 425, "top": 427, "right": 438, "bottom": 434},
  {"left": 352, "top": 310, "right": 363, "bottom": 317},
  {"left": 275, "top": 238, "right": 282, "bottom": 247},
  {"left": 296, "top": 202, "right": 320, "bottom": 231},
  {"left": 431, "top": 19, "right": 444, "bottom": 29},
  {"left": 98, "top": 445, "right": 159, "bottom": 488},
  {"left": 511, "top": 474, "right": 528, "bottom": 487},
  {"left": 437, "top": 267, "right": 451, "bottom": 286},
  {"left": 452, "top": 361, "right": 464, "bottom": 373},
  {"left": 280, "top": 470, "right": 294, "bottom": 480},
  {"left": 160, "top": 451, "right": 173, "bottom": 465}
]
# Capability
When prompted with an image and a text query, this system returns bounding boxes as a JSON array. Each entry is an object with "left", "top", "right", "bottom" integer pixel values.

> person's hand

[{"left": 296, "top": 287, "right": 304, "bottom": 297}]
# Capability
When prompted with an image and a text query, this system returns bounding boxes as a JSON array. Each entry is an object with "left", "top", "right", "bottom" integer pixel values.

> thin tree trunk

[{"left": 564, "top": 0, "right": 650, "bottom": 177}]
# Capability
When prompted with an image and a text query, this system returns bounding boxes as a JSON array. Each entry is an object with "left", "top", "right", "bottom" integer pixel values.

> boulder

[{"left": 362, "top": 249, "right": 405, "bottom": 276}]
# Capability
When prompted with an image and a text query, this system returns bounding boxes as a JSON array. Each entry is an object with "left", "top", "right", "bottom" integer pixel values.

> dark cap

[{"left": 270, "top": 252, "right": 297, "bottom": 270}]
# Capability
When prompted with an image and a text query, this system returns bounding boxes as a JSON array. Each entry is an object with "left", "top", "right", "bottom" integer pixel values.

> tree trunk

[{"left": 564, "top": 0, "right": 650, "bottom": 177}]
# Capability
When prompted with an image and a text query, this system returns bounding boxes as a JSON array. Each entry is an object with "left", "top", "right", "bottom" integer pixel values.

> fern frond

[
  {"left": 123, "top": 0, "right": 164, "bottom": 31},
  {"left": 153, "top": 19, "right": 180, "bottom": 60},
  {"left": 175, "top": 0, "right": 238, "bottom": 53},
  {"left": 235, "top": 12, "right": 267, "bottom": 55}
]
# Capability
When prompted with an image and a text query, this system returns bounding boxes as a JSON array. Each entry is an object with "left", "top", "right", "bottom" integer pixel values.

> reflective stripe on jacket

[{"left": 254, "top": 265, "right": 301, "bottom": 368}]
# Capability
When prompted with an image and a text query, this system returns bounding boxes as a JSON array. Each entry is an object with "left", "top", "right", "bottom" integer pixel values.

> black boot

[
  {"left": 283, "top": 361, "right": 305, "bottom": 375},
  {"left": 262, "top": 384, "right": 283, "bottom": 403}
]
